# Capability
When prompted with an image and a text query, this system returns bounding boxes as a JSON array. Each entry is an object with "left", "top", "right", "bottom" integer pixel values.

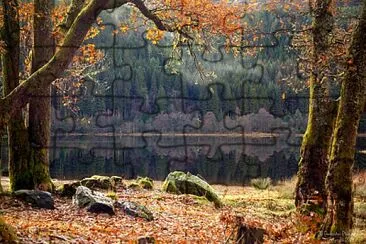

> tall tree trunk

[
  {"left": 295, "top": 0, "right": 337, "bottom": 211},
  {"left": 320, "top": 0, "right": 366, "bottom": 240},
  {"left": 28, "top": 0, "right": 55, "bottom": 191},
  {"left": 0, "top": 0, "right": 33, "bottom": 191}
]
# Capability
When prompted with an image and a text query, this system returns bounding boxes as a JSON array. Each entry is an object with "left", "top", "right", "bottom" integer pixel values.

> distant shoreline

[
  {"left": 52, "top": 132, "right": 299, "bottom": 137},
  {"left": 49, "top": 132, "right": 366, "bottom": 137}
]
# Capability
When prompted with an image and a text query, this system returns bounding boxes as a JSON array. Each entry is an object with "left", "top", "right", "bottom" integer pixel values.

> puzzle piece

[
  {"left": 4, "top": 1, "right": 357, "bottom": 183},
  {"left": 47, "top": 5, "right": 303, "bottom": 181}
]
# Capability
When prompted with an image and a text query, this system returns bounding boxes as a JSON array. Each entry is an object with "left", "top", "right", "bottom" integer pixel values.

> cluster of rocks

[
  {"left": 57, "top": 175, "right": 124, "bottom": 198},
  {"left": 72, "top": 186, "right": 153, "bottom": 220},
  {"left": 128, "top": 176, "right": 154, "bottom": 190},
  {"left": 13, "top": 171, "right": 223, "bottom": 218}
]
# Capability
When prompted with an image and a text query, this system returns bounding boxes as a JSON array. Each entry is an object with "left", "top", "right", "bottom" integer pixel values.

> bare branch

[
  {"left": 58, "top": 0, "right": 86, "bottom": 33},
  {"left": 130, "top": 0, "right": 193, "bottom": 40}
]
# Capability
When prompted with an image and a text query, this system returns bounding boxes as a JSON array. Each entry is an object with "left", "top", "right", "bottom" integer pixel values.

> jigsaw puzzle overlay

[{"left": 1, "top": 1, "right": 366, "bottom": 185}]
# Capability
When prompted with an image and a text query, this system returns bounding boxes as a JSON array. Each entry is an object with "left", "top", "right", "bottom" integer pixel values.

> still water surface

[
  {"left": 44, "top": 133, "right": 366, "bottom": 185},
  {"left": 1, "top": 134, "right": 365, "bottom": 185}
]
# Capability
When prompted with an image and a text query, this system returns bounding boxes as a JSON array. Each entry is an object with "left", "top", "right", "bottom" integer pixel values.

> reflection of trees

[{"left": 2, "top": 134, "right": 363, "bottom": 184}]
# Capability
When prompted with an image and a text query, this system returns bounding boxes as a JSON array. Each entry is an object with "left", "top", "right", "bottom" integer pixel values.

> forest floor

[{"left": 1, "top": 175, "right": 366, "bottom": 243}]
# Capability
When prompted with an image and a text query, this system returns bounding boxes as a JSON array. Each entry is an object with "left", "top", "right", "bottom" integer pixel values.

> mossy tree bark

[
  {"left": 1, "top": 0, "right": 33, "bottom": 191},
  {"left": 295, "top": 0, "right": 337, "bottom": 211},
  {"left": 320, "top": 0, "right": 366, "bottom": 240},
  {"left": 28, "top": 0, "right": 56, "bottom": 191}
]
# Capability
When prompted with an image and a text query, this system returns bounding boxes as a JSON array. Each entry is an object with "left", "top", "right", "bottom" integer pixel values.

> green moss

[
  {"left": 162, "top": 171, "right": 186, "bottom": 193},
  {"left": 128, "top": 182, "right": 141, "bottom": 190},
  {"left": 0, "top": 217, "right": 17, "bottom": 243},
  {"left": 191, "top": 195, "right": 211, "bottom": 205},
  {"left": 81, "top": 175, "right": 111, "bottom": 190},
  {"left": 31, "top": 150, "right": 54, "bottom": 192},
  {"left": 136, "top": 177, "right": 154, "bottom": 190},
  {"left": 106, "top": 191, "right": 117, "bottom": 200}
]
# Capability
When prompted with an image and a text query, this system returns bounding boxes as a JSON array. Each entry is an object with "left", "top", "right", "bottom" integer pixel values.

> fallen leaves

[{"left": 0, "top": 182, "right": 332, "bottom": 243}]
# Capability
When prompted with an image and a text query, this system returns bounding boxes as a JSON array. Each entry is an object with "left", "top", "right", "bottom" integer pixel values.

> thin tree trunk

[
  {"left": 28, "top": 0, "right": 56, "bottom": 191},
  {"left": 320, "top": 0, "right": 366, "bottom": 241},
  {"left": 1, "top": 0, "right": 33, "bottom": 191},
  {"left": 295, "top": 0, "right": 337, "bottom": 211}
]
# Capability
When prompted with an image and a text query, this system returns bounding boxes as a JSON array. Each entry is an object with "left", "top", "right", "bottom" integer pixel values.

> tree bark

[
  {"left": 1, "top": 0, "right": 33, "bottom": 191},
  {"left": 28, "top": 0, "right": 56, "bottom": 191},
  {"left": 320, "top": 0, "right": 366, "bottom": 241},
  {"left": 295, "top": 0, "right": 337, "bottom": 211}
]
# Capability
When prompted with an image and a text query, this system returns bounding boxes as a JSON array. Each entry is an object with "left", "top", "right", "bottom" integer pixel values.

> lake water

[{"left": 1, "top": 134, "right": 366, "bottom": 185}]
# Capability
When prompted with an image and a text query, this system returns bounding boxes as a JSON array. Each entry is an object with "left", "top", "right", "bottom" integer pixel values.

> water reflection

[{"left": 1, "top": 134, "right": 365, "bottom": 185}]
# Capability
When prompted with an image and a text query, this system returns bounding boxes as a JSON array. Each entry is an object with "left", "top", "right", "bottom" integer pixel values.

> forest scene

[{"left": 1, "top": 0, "right": 366, "bottom": 243}]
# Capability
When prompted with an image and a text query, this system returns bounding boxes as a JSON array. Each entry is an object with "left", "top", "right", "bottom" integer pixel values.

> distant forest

[{"left": 51, "top": 5, "right": 366, "bottom": 134}]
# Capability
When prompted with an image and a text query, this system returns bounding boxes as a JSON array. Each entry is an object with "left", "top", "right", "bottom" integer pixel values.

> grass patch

[
  {"left": 250, "top": 178, "right": 272, "bottom": 190},
  {"left": 272, "top": 176, "right": 296, "bottom": 199},
  {"left": 350, "top": 228, "right": 366, "bottom": 244},
  {"left": 354, "top": 202, "right": 366, "bottom": 219}
]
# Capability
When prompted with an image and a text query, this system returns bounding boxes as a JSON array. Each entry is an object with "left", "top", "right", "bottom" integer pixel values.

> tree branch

[
  {"left": 58, "top": 0, "right": 86, "bottom": 33},
  {"left": 0, "top": 0, "right": 128, "bottom": 133},
  {"left": 130, "top": 0, "right": 193, "bottom": 40}
]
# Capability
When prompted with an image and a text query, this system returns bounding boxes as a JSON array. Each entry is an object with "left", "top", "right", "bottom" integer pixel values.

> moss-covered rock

[
  {"left": 56, "top": 181, "right": 81, "bottom": 198},
  {"left": 128, "top": 182, "right": 141, "bottom": 190},
  {"left": 80, "top": 175, "right": 112, "bottom": 190},
  {"left": 162, "top": 171, "right": 223, "bottom": 208},
  {"left": 80, "top": 175, "right": 125, "bottom": 190},
  {"left": 110, "top": 176, "right": 124, "bottom": 188},
  {"left": 73, "top": 186, "right": 115, "bottom": 215},
  {"left": 0, "top": 217, "right": 17, "bottom": 243},
  {"left": 120, "top": 201, "right": 154, "bottom": 221},
  {"left": 136, "top": 177, "right": 154, "bottom": 190}
]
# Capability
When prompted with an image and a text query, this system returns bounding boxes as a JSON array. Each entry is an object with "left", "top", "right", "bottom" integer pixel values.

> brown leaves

[
  {"left": 1, "top": 188, "right": 227, "bottom": 242},
  {"left": 0, "top": 181, "right": 331, "bottom": 243}
]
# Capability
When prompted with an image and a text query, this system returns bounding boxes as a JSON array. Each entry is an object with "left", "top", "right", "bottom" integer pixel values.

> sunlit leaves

[{"left": 146, "top": 27, "right": 165, "bottom": 44}]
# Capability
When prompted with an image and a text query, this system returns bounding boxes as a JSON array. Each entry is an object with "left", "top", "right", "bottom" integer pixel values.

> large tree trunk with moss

[
  {"left": 28, "top": 0, "right": 56, "bottom": 191},
  {"left": 1, "top": 0, "right": 33, "bottom": 191},
  {"left": 295, "top": 0, "right": 337, "bottom": 211},
  {"left": 320, "top": 0, "right": 366, "bottom": 240}
]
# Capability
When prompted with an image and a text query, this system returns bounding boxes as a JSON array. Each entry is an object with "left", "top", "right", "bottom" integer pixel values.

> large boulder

[
  {"left": 117, "top": 201, "right": 154, "bottom": 221},
  {"left": 72, "top": 186, "right": 115, "bottom": 215},
  {"left": 14, "top": 190, "right": 55, "bottom": 209},
  {"left": 162, "top": 171, "right": 223, "bottom": 208}
]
